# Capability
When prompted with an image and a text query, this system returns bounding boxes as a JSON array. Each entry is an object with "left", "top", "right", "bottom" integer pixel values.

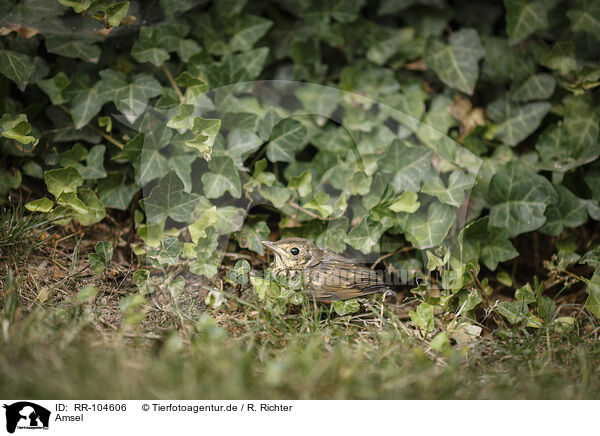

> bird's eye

[{"left": 290, "top": 247, "right": 300, "bottom": 256}]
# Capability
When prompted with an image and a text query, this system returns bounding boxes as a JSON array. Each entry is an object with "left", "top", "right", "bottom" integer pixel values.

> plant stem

[{"left": 161, "top": 64, "right": 185, "bottom": 103}]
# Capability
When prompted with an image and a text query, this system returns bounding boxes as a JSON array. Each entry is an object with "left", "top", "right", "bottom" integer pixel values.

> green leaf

[
  {"left": 332, "top": 299, "right": 361, "bottom": 316},
  {"left": 236, "top": 221, "right": 270, "bottom": 255},
  {"left": 346, "top": 219, "right": 383, "bottom": 254},
  {"left": 568, "top": 0, "right": 600, "bottom": 37},
  {"left": 504, "top": 0, "right": 548, "bottom": 43},
  {"left": 541, "top": 41, "right": 577, "bottom": 76},
  {"left": 0, "top": 49, "right": 35, "bottom": 91},
  {"left": 288, "top": 170, "right": 312, "bottom": 200},
  {"left": 563, "top": 95, "right": 599, "bottom": 151},
  {"left": 105, "top": 1, "right": 129, "bottom": 27},
  {"left": 143, "top": 171, "right": 201, "bottom": 224},
  {"left": 536, "top": 123, "right": 600, "bottom": 173},
  {"left": 425, "top": 28, "right": 485, "bottom": 95},
  {"left": 67, "top": 76, "right": 108, "bottom": 129},
  {"left": 404, "top": 202, "right": 455, "bottom": 249},
  {"left": 540, "top": 185, "right": 588, "bottom": 236},
  {"left": 421, "top": 171, "right": 476, "bottom": 207},
  {"left": 45, "top": 36, "right": 101, "bottom": 63},
  {"left": 511, "top": 73, "right": 556, "bottom": 102},
  {"left": 44, "top": 167, "right": 84, "bottom": 198},
  {"left": 97, "top": 172, "right": 139, "bottom": 211},
  {"left": 379, "top": 140, "right": 433, "bottom": 192},
  {"left": 185, "top": 117, "right": 222, "bottom": 157},
  {"left": 25, "top": 197, "right": 54, "bottom": 213},
  {"left": 131, "top": 26, "right": 171, "bottom": 66},
  {"left": 226, "top": 129, "right": 263, "bottom": 166},
  {"left": 584, "top": 272, "right": 600, "bottom": 319},
  {"left": 462, "top": 218, "right": 519, "bottom": 270},
  {"left": 201, "top": 156, "right": 242, "bottom": 199},
  {"left": 229, "top": 15, "right": 273, "bottom": 52},
  {"left": 71, "top": 188, "right": 106, "bottom": 226},
  {"left": 489, "top": 161, "right": 557, "bottom": 237},
  {"left": 303, "top": 191, "right": 333, "bottom": 218},
  {"left": 389, "top": 191, "right": 420, "bottom": 213},
  {"left": 195, "top": 47, "right": 269, "bottom": 88},
  {"left": 58, "top": 0, "right": 91, "bottom": 13},
  {"left": 0, "top": 113, "right": 38, "bottom": 146},
  {"left": 97, "top": 70, "right": 162, "bottom": 118},
  {"left": 295, "top": 85, "right": 340, "bottom": 119},
  {"left": 267, "top": 118, "right": 307, "bottom": 163},
  {"left": 37, "top": 72, "right": 71, "bottom": 105},
  {"left": 72, "top": 145, "right": 106, "bottom": 179},
  {"left": 409, "top": 302, "right": 434, "bottom": 332},
  {"left": 95, "top": 241, "right": 113, "bottom": 265},
  {"left": 487, "top": 97, "right": 550, "bottom": 147}
]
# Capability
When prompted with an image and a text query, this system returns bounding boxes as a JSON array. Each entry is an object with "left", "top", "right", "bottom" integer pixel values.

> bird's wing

[{"left": 307, "top": 260, "right": 389, "bottom": 301}]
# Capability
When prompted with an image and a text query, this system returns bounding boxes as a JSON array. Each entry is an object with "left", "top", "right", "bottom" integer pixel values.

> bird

[{"left": 261, "top": 237, "right": 391, "bottom": 302}]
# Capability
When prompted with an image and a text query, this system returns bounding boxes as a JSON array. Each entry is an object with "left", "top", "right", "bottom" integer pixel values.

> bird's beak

[{"left": 261, "top": 241, "right": 288, "bottom": 258}]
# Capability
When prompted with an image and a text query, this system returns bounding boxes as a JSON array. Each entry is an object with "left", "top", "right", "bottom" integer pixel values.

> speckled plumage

[{"left": 261, "top": 237, "right": 390, "bottom": 302}]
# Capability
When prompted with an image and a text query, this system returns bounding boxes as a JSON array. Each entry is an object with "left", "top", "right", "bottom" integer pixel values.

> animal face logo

[{"left": 3, "top": 402, "right": 50, "bottom": 434}]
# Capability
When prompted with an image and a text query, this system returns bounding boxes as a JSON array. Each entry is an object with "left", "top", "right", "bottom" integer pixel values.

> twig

[
  {"left": 371, "top": 246, "right": 414, "bottom": 270},
  {"left": 59, "top": 105, "right": 125, "bottom": 149},
  {"left": 161, "top": 64, "right": 185, "bottom": 103}
]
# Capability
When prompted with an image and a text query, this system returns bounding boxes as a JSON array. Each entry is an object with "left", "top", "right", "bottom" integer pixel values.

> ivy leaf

[
  {"left": 489, "top": 161, "right": 557, "bottom": 237},
  {"left": 333, "top": 299, "right": 361, "bottom": 316},
  {"left": 404, "top": 202, "right": 455, "bottom": 249},
  {"left": 0, "top": 169, "right": 21, "bottom": 199},
  {"left": 487, "top": 97, "right": 550, "bottom": 147},
  {"left": 201, "top": 156, "right": 242, "bottom": 199},
  {"left": 143, "top": 171, "right": 201, "bottom": 224},
  {"left": 194, "top": 47, "right": 269, "bottom": 88},
  {"left": 66, "top": 75, "right": 108, "bottom": 129},
  {"left": 44, "top": 167, "right": 84, "bottom": 198},
  {"left": 185, "top": 117, "right": 222, "bottom": 157},
  {"left": 267, "top": 118, "right": 307, "bottom": 163},
  {"left": 563, "top": 95, "right": 599, "bottom": 151},
  {"left": 389, "top": 191, "right": 420, "bottom": 213},
  {"left": 72, "top": 145, "right": 106, "bottom": 179},
  {"left": 346, "top": 218, "right": 383, "bottom": 255},
  {"left": 257, "top": 108, "right": 283, "bottom": 141},
  {"left": 176, "top": 72, "right": 208, "bottom": 102},
  {"left": 295, "top": 85, "right": 340, "bottom": 119},
  {"left": 25, "top": 197, "right": 54, "bottom": 213},
  {"left": 236, "top": 221, "right": 270, "bottom": 255},
  {"left": 585, "top": 272, "right": 600, "bottom": 319},
  {"left": 425, "top": 28, "right": 485, "bottom": 95},
  {"left": 536, "top": 123, "right": 599, "bottom": 173},
  {"left": 45, "top": 36, "right": 101, "bottom": 63},
  {"left": 89, "top": 241, "right": 113, "bottom": 274},
  {"left": 288, "top": 170, "right": 312, "bottom": 200},
  {"left": 303, "top": 191, "right": 333, "bottom": 218},
  {"left": 510, "top": 73, "right": 556, "bottom": 102},
  {"left": 541, "top": 41, "right": 577, "bottom": 76},
  {"left": 504, "top": 0, "right": 549, "bottom": 43},
  {"left": 97, "top": 70, "right": 161, "bottom": 119},
  {"left": 0, "top": 113, "right": 38, "bottom": 147},
  {"left": 229, "top": 15, "right": 273, "bottom": 52},
  {"left": 379, "top": 140, "right": 433, "bottom": 192},
  {"left": 567, "top": 0, "right": 600, "bottom": 39},
  {"left": 422, "top": 171, "right": 476, "bottom": 207},
  {"left": 37, "top": 72, "right": 71, "bottom": 105},
  {"left": 97, "top": 172, "right": 139, "bottom": 210},
  {"left": 105, "top": 1, "right": 129, "bottom": 27},
  {"left": 0, "top": 49, "right": 35, "bottom": 91},
  {"left": 58, "top": 0, "right": 91, "bottom": 13},
  {"left": 131, "top": 26, "right": 171, "bottom": 66},
  {"left": 462, "top": 217, "right": 519, "bottom": 270},
  {"left": 260, "top": 183, "right": 293, "bottom": 209},
  {"left": 540, "top": 185, "right": 588, "bottom": 236},
  {"left": 226, "top": 129, "right": 263, "bottom": 167},
  {"left": 71, "top": 188, "right": 106, "bottom": 226}
]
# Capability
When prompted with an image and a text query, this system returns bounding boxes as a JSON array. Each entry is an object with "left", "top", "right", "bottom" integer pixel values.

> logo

[{"left": 3, "top": 402, "right": 50, "bottom": 434}]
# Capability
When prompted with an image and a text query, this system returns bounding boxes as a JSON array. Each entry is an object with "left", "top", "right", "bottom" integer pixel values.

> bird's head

[{"left": 261, "top": 237, "right": 322, "bottom": 271}]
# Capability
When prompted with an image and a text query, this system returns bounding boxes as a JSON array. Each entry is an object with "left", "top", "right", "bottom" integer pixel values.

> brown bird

[{"left": 261, "top": 237, "right": 391, "bottom": 302}]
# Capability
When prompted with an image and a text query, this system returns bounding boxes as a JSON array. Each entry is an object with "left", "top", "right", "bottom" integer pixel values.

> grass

[
  {"left": 0, "top": 210, "right": 599, "bottom": 400},
  {"left": 1, "top": 265, "right": 599, "bottom": 400}
]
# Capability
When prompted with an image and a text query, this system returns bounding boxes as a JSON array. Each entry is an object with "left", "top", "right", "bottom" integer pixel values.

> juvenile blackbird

[{"left": 261, "top": 237, "right": 391, "bottom": 302}]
